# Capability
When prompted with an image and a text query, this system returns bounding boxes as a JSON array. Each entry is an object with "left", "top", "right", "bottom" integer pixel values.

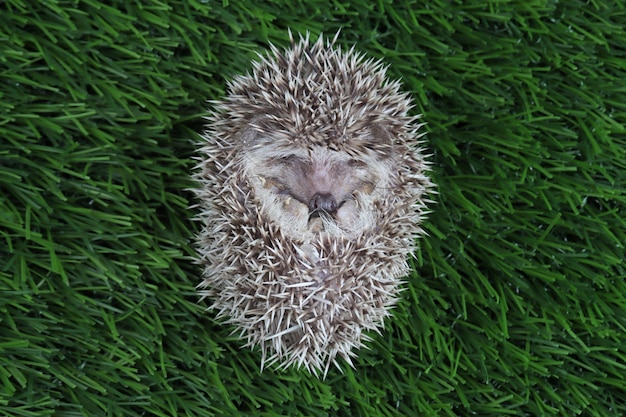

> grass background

[{"left": 1, "top": 0, "right": 625, "bottom": 416}]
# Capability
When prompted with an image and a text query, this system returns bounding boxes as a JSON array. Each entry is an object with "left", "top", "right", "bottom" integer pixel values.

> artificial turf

[{"left": 1, "top": 1, "right": 625, "bottom": 416}]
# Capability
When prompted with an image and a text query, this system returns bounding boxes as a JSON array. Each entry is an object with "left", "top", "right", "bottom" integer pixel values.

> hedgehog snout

[{"left": 308, "top": 192, "right": 338, "bottom": 217}]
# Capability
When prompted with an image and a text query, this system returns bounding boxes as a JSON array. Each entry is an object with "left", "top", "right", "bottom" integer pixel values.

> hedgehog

[{"left": 192, "top": 32, "right": 434, "bottom": 376}]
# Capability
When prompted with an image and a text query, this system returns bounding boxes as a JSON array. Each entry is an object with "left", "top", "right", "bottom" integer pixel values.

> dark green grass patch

[{"left": 1, "top": 0, "right": 625, "bottom": 416}]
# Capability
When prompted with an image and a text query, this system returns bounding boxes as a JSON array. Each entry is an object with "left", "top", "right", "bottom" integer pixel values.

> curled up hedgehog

[{"left": 192, "top": 32, "right": 435, "bottom": 376}]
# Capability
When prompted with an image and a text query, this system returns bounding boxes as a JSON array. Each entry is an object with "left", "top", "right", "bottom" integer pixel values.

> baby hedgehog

[{"left": 192, "top": 32, "right": 434, "bottom": 376}]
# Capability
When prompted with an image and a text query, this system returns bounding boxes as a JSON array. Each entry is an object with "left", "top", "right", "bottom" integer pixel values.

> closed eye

[
  {"left": 278, "top": 155, "right": 307, "bottom": 165},
  {"left": 348, "top": 159, "right": 367, "bottom": 168}
]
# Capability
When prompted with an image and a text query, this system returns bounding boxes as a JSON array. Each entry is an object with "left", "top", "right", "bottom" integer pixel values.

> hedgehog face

[{"left": 243, "top": 130, "right": 394, "bottom": 239}]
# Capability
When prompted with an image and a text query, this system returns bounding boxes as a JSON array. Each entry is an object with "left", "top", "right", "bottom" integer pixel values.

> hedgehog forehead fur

[{"left": 193, "top": 32, "right": 435, "bottom": 376}]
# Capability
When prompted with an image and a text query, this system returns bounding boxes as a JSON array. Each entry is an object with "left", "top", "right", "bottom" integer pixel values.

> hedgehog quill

[{"left": 192, "top": 32, "right": 435, "bottom": 376}]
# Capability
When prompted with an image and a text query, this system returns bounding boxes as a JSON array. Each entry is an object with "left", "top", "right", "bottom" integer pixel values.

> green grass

[{"left": 1, "top": 0, "right": 625, "bottom": 416}]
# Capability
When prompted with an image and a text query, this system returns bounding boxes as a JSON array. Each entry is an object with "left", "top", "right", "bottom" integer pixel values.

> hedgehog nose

[{"left": 308, "top": 193, "right": 338, "bottom": 217}]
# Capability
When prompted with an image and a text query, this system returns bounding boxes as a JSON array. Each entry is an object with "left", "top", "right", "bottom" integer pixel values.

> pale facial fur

[{"left": 243, "top": 127, "right": 395, "bottom": 241}]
